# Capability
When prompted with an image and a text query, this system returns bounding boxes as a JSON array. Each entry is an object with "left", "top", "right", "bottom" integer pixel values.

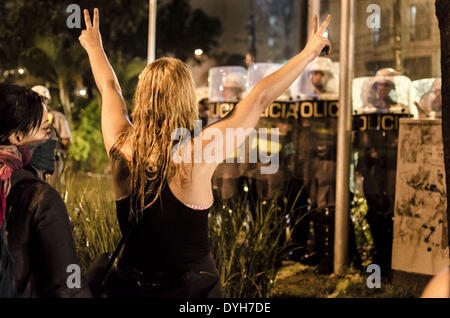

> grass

[
  {"left": 271, "top": 262, "right": 427, "bottom": 298},
  {"left": 55, "top": 165, "right": 428, "bottom": 298},
  {"left": 56, "top": 165, "right": 120, "bottom": 271},
  {"left": 209, "top": 188, "right": 303, "bottom": 298}
]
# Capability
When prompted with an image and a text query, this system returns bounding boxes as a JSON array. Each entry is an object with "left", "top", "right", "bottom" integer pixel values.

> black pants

[
  {"left": 312, "top": 208, "right": 334, "bottom": 273},
  {"left": 366, "top": 210, "right": 393, "bottom": 276},
  {"left": 106, "top": 253, "right": 223, "bottom": 298},
  {"left": 284, "top": 178, "right": 311, "bottom": 256},
  {"left": 312, "top": 206, "right": 362, "bottom": 274}
]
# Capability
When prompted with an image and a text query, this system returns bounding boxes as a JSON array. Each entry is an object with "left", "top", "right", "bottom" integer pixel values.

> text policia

[{"left": 210, "top": 100, "right": 339, "bottom": 120}]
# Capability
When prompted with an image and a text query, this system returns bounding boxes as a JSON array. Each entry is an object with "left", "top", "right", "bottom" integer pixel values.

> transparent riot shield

[
  {"left": 289, "top": 58, "right": 340, "bottom": 272},
  {"left": 208, "top": 66, "right": 247, "bottom": 201},
  {"left": 410, "top": 78, "right": 442, "bottom": 119},
  {"left": 245, "top": 109, "right": 297, "bottom": 202},
  {"left": 291, "top": 57, "right": 339, "bottom": 101},
  {"left": 290, "top": 58, "right": 340, "bottom": 212},
  {"left": 352, "top": 74, "right": 412, "bottom": 273},
  {"left": 246, "top": 63, "right": 282, "bottom": 91},
  {"left": 296, "top": 100, "right": 339, "bottom": 272},
  {"left": 353, "top": 75, "right": 411, "bottom": 115}
]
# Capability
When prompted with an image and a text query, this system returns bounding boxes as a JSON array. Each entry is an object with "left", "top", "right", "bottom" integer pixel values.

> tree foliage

[
  {"left": 69, "top": 98, "right": 109, "bottom": 173},
  {"left": 156, "top": 0, "right": 222, "bottom": 61},
  {"left": 0, "top": 0, "right": 222, "bottom": 171},
  {"left": 0, "top": 0, "right": 222, "bottom": 70}
]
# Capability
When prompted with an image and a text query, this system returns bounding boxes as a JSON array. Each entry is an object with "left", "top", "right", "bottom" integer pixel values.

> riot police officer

[
  {"left": 306, "top": 120, "right": 338, "bottom": 273},
  {"left": 355, "top": 68, "right": 410, "bottom": 277},
  {"left": 306, "top": 57, "right": 338, "bottom": 100},
  {"left": 290, "top": 57, "right": 340, "bottom": 271},
  {"left": 358, "top": 68, "right": 409, "bottom": 114},
  {"left": 308, "top": 58, "right": 339, "bottom": 273}
]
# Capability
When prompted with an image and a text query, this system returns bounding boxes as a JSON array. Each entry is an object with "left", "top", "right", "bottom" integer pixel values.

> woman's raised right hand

[
  {"left": 78, "top": 8, "right": 103, "bottom": 53},
  {"left": 304, "top": 14, "right": 332, "bottom": 58}
]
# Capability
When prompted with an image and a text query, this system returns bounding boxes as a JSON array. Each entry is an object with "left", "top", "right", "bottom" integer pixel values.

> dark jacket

[
  {"left": 5, "top": 167, "right": 91, "bottom": 297},
  {"left": 0, "top": 223, "right": 14, "bottom": 297}
]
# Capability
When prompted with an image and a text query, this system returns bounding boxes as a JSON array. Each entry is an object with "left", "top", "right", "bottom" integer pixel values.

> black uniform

[{"left": 356, "top": 131, "right": 398, "bottom": 276}]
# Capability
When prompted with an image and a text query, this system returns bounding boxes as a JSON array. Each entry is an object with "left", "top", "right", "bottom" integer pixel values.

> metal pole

[
  {"left": 334, "top": 0, "right": 355, "bottom": 276},
  {"left": 147, "top": 0, "right": 157, "bottom": 64},
  {"left": 307, "top": 0, "right": 321, "bottom": 41},
  {"left": 299, "top": 0, "right": 309, "bottom": 50},
  {"left": 394, "top": 0, "right": 403, "bottom": 73}
]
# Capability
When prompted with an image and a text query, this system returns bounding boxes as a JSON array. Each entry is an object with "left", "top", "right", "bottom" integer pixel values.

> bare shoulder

[
  {"left": 169, "top": 162, "right": 214, "bottom": 207},
  {"left": 172, "top": 136, "right": 219, "bottom": 180}
]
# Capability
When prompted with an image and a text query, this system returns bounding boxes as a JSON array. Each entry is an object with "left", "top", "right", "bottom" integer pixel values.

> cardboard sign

[{"left": 393, "top": 119, "right": 449, "bottom": 275}]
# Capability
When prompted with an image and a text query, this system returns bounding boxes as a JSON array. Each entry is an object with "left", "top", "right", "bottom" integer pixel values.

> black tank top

[{"left": 115, "top": 182, "right": 211, "bottom": 274}]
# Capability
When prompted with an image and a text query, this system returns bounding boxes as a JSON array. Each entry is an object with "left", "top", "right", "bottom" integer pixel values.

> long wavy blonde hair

[{"left": 122, "top": 57, "right": 198, "bottom": 215}]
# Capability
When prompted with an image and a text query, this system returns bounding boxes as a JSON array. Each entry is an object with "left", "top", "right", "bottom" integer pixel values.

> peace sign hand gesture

[
  {"left": 78, "top": 8, "right": 103, "bottom": 53},
  {"left": 304, "top": 14, "right": 332, "bottom": 58}
]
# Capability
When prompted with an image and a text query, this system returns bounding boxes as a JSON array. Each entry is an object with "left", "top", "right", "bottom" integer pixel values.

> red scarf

[{"left": 0, "top": 145, "right": 30, "bottom": 227}]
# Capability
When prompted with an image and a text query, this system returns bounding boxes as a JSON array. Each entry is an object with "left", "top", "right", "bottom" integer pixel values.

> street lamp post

[
  {"left": 308, "top": 0, "right": 321, "bottom": 41},
  {"left": 147, "top": 0, "right": 157, "bottom": 64}
]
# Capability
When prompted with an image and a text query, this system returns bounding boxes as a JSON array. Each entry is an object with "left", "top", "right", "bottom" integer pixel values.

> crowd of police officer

[{"left": 197, "top": 58, "right": 442, "bottom": 276}]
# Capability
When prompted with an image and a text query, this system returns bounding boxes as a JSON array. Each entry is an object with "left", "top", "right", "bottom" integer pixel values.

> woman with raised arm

[{"left": 79, "top": 8, "right": 331, "bottom": 297}]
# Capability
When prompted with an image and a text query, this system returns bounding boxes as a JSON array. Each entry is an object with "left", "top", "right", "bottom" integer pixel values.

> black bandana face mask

[{"left": 30, "top": 139, "right": 57, "bottom": 175}]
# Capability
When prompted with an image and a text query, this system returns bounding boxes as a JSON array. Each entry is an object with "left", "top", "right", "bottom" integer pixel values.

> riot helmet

[
  {"left": 31, "top": 85, "right": 51, "bottom": 105},
  {"left": 308, "top": 57, "right": 334, "bottom": 95}
]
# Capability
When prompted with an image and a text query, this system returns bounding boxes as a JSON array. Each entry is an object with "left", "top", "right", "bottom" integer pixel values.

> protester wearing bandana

[{"left": 0, "top": 84, "right": 91, "bottom": 298}]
